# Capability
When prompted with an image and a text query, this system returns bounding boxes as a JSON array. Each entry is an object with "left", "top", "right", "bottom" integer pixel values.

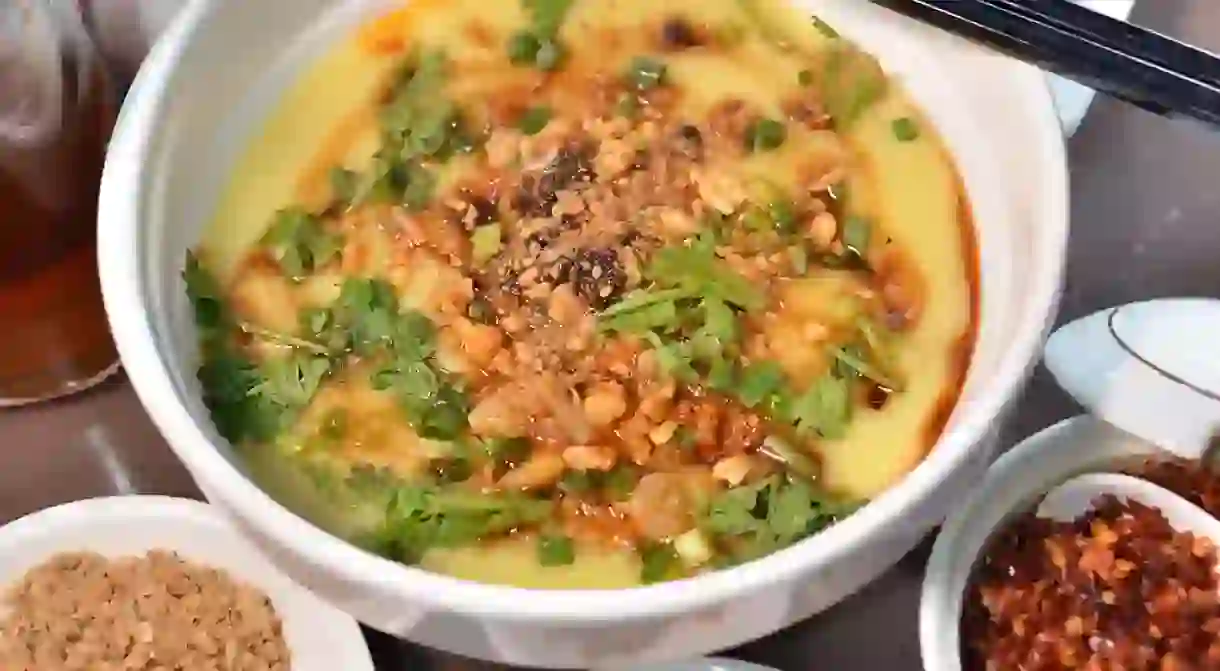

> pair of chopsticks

[{"left": 867, "top": 0, "right": 1220, "bottom": 129}]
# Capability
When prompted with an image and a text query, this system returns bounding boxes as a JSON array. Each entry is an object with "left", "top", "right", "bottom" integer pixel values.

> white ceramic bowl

[
  {"left": 97, "top": 0, "right": 1068, "bottom": 666},
  {"left": 0, "top": 496, "right": 374, "bottom": 671}
]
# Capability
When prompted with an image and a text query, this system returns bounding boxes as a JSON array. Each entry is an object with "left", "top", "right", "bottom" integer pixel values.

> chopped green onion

[
  {"left": 891, "top": 117, "right": 920, "bottom": 142},
  {"left": 810, "top": 15, "right": 839, "bottom": 38}
]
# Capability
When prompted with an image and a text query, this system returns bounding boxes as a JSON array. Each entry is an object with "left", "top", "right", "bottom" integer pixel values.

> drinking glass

[{"left": 0, "top": 0, "right": 119, "bottom": 406}]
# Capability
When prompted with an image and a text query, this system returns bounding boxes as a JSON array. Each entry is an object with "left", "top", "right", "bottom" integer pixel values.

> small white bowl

[
  {"left": 0, "top": 496, "right": 374, "bottom": 671},
  {"left": 919, "top": 416, "right": 1164, "bottom": 671}
]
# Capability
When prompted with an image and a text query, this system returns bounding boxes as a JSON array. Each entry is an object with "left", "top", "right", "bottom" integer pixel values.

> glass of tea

[{"left": 0, "top": 0, "right": 119, "bottom": 406}]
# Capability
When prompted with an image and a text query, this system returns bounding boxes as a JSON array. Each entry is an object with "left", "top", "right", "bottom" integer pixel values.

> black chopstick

[
  {"left": 867, "top": 0, "right": 1220, "bottom": 129},
  {"left": 990, "top": 0, "right": 1220, "bottom": 87}
]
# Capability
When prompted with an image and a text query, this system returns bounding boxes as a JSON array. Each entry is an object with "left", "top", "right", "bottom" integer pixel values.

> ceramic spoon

[
  {"left": 1037, "top": 473, "right": 1220, "bottom": 545},
  {"left": 1044, "top": 298, "right": 1220, "bottom": 461}
]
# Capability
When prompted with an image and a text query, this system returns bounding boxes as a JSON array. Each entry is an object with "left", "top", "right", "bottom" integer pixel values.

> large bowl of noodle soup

[{"left": 98, "top": 0, "right": 1067, "bottom": 666}]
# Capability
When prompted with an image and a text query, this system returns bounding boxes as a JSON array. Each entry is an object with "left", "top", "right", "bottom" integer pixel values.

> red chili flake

[{"left": 962, "top": 493, "right": 1220, "bottom": 670}]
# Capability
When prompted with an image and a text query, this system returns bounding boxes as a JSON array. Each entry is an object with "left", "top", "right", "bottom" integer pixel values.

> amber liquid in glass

[{"left": 0, "top": 40, "right": 119, "bottom": 405}]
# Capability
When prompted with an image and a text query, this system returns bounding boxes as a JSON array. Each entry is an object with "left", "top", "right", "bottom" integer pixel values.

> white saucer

[{"left": 0, "top": 496, "right": 375, "bottom": 671}]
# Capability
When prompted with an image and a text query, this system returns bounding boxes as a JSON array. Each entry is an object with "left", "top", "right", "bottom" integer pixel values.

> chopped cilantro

[
  {"left": 517, "top": 106, "right": 553, "bottom": 136},
  {"left": 329, "top": 167, "right": 360, "bottom": 205},
  {"left": 185, "top": 253, "right": 285, "bottom": 444},
  {"left": 745, "top": 118, "right": 786, "bottom": 152},
  {"left": 790, "top": 375, "right": 851, "bottom": 439},
  {"left": 701, "top": 476, "right": 842, "bottom": 563},
  {"left": 830, "top": 343, "right": 901, "bottom": 392},
  {"left": 509, "top": 0, "right": 575, "bottom": 71},
  {"left": 260, "top": 208, "right": 342, "bottom": 280},
  {"left": 483, "top": 436, "right": 533, "bottom": 464},
  {"left": 250, "top": 353, "right": 332, "bottom": 411},
  {"left": 639, "top": 543, "right": 681, "bottom": 583},
  {"left": 646, "top": 243, "right": 765, "bottom": 311},
  {"left": 523, "top": 0, "right": 575, "bottom": 39},
  {"left": 507, "top": 30, "right": 543, "bottom": 65},
  {"left": 372, "top": 484, "right": 553, "bottom": 562},
  {"left": 737, "top": 360, "right": 786, "bottom": 408},
  {"left": 537, "top": 534, "right": 576, "bottom": 566},
  {"left": 602, "top": 464, "right": 640, "bottom": 500},
  {"left": 644, "top": 332, "right": 698, "bottom": 383},
  {"left": 627, "top": 56, "right": 667, "bottom": 91},
  {"left": 532, "top": 38, "right": 565, "bottom": 70},
  {"left": 820, "top": 43, "right": 887, "bottom": 127}
]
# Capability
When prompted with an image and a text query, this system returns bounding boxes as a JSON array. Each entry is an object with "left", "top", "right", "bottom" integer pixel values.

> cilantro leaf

[
  {"left": 371, "top": 484, "right": 553, "bottom": 562},
  {"left": 260, "top": 208, "right": 343, "bottom": 280},
  {"left": 736, "top": 360, "right": 786, "bottom": 408},
  {"left": 185, "top": 252, "right": 284, "bottom": 444},
  {"left": 639, "top": 543, "right": 681, "bottom": 584},
  {"left": 523, "top": 0, "right": 575, "bottom": 38},
  {"left": 701, "top": 476, "right": 844, "bottom": 564},
  {"left": 537, "top": 534, "right": 576, "bottom": 566},
  {"left": 250, "top": 353, "right": 333, "bottom": 410},
  {"left": 790, "top": 375, "right": 852, "bottom": 439},
  {"left": 646, "top": 243, "right": 764, "bottom": 311}
]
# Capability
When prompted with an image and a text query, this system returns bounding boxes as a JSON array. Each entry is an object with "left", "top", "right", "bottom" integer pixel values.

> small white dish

[
  {"left": 919, "top": 417, "right": 1165, "bottom": 671},
  {"left": 0, "top": 496, "right": 374, "bottom": 671},
  {"left": 1037, "top": 473, "right": 1220, "bottom": 541},
  {"left": 1049, "top": 0, "right": 1137, "bottom": 136}
]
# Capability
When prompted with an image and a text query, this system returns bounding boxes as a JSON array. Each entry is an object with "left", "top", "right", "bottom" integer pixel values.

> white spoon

[
  {"left": 1044, "top": 298, "right": 1220, "bottom": 460},
  {"left": 1037, "top": 472, "right": 1220, "bottom": 543}
]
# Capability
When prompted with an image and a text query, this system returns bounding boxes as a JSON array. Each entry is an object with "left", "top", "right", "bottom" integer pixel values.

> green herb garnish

[
  {"left": 701, "top": 475, "right": 842, "bottom": 563},
  {"left": 509, "top": 0, "right": 575, "bottom": 70},
  {"left": 737, "top": 361, "right": 786, "bottom": 408},
  {"left": 790, "top": 375, "right": 852, "bottom": 439},
  {"left": 820, "top": 43, "right": 887, "bottom": 127},
  {"left": 627, "top": 56, "right": 667, "bottom": 91},
  {"left": 260, "top": 208, "right": 342, "bottom": 280},
  {"left": 639, "top": 543, "right": 681, "bottom": 583},
  {"left": 185, "top": 253, "right": 288, "bottom": 444},
  {"left": 517, "top": 106, "right": 552, "bottom": 136},
  {"left": 371, "top": 484, "right": 553, "bottom": 562},
  {"left": 537, "top": 534, "right": 576, "bottom": 566},
  {"left": 810, "top": 15, "right": 839, "bottom": 39},
  {"left": 891, "top": 116, "right": 920, "bottom": 142},
  {"left": 797, "top": 69, "right": 814, "bottom": 86},
  {"left": 745, "top": 118, "right": 787, "bottom": 152}
]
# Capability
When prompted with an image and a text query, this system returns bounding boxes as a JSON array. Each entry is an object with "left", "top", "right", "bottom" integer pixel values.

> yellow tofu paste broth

[{"left": 190, "top": 0, "right": 976, "bottom": 588}]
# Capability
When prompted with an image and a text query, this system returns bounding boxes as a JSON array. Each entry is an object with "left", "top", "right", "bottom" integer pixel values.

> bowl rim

[
  {"left": 0, "top": 495, "right": 375, "bottom": 670},
  {"left": 98, "top": 0, "right": 1069, "bottom": 622}
]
